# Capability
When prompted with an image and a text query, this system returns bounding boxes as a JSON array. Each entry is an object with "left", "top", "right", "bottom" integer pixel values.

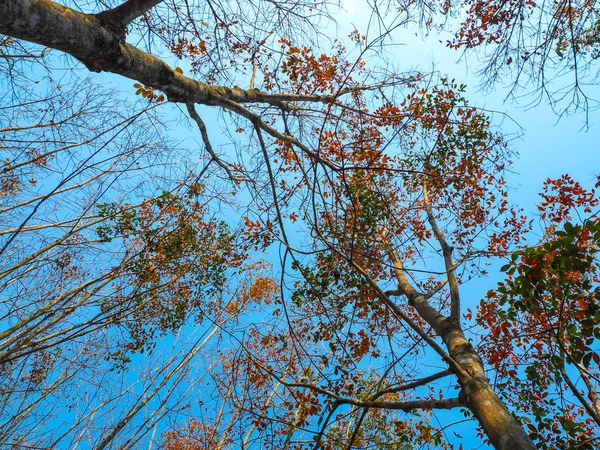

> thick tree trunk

[{"left": 443, "top": 326, "right": 537, "bottom": 450}]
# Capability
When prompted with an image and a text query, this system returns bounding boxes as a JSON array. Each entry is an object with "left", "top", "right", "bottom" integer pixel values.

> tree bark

[
  {"left": 95, "top": 0, "right": 164, "bottom": 30},
  {"left": 442, "top": 326, "right": 537, "bottom": 450}
]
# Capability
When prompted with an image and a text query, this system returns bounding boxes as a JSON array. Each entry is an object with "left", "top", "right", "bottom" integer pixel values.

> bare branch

[
  {"left": 186, "top": 103, "right": 243, "bottom": 182},
  {"left": 422, "top": 181, "right": 461, "bottom": 325}
]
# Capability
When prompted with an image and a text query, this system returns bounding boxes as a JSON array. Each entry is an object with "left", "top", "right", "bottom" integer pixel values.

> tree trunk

[
  {"left": 397, "top": 269, "right": 537, "bottom": 450},
  {"left": 443, "top": 326, "right": 537, "bottom": 450}
]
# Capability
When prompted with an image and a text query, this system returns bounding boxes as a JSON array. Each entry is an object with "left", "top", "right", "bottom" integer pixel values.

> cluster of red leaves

[
  {"left": 266, "top": 38, "right": 360, "bottom": 94},
  {"left": 20, "top": 351, "right": 55, "bottom": 386},
  {"left": 447, "top": 0, "right": 538, "bottom": 49},
  {"left": 242, "top": 216, "right": 276, "bottom": 251},
  {"left": 170, "top": 37, "right": 207, "bottom": 59},
  {"left": 539, "top": 174, "right": 600, "bottom": 224},
  {"left": 161, "top": 418, "right": 215, "bottom": 450},
  {"left": 439, "top": 0, "right": 600, "bottom": 67}
]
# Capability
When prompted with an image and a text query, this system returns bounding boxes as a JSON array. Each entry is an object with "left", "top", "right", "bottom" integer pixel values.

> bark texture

[{"left": 443, "top": 326, "right": 537, "bottom": 450}]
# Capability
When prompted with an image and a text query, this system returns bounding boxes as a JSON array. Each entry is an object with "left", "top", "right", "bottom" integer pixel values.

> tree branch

[
  {"left": 95, "top": 0, "right": 164, "bottom": 30},
  {"left": 261, "top": 365, "right": 464, "bottom": 412},
  {"left": 186, "top": 103, "right": 245, "bottom": 183},
  {"left": 340, "top": 396, "right": 464, "bottom": 411},
  {"left": 376, "top": 369, "right": 453, "bottom": 397},
  {"left": 422, "top": 181, "right": 461, "bottom": 326},
  {"left": 387, "top": 247, "right": 448, "bottom": 337}
]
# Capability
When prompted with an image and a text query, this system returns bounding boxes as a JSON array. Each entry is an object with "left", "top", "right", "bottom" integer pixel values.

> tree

[{"left": 0, "top": 1, "right": 599, "bottom": 449}]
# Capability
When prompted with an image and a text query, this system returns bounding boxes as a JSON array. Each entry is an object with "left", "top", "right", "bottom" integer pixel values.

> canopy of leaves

[{"left": 0, "top": 1, "right": 599, "bottom": 449}]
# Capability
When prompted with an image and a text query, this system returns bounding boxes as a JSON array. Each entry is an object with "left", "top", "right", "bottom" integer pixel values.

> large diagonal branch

[{"left": 0, "top": 0, "right": 369, "bottom": 108}]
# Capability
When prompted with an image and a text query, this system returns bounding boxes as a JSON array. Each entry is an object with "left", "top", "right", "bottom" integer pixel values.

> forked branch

[
  {"left": 95, "top": 0, "right": 164, "bottom": 30},
  {"left": 422, "top": 181, "right": 461, "bottom": 325}
]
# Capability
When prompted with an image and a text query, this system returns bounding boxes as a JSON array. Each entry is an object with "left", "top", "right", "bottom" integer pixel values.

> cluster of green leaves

[
  {"left": 96, "top": 201, "right": 140, "bottom": 242},
  {"left": 480, "top": 219, "right": 600, "bottom": 448},
  {"left": 497, "top": 220, "right": 600, "bottom": 366}
]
